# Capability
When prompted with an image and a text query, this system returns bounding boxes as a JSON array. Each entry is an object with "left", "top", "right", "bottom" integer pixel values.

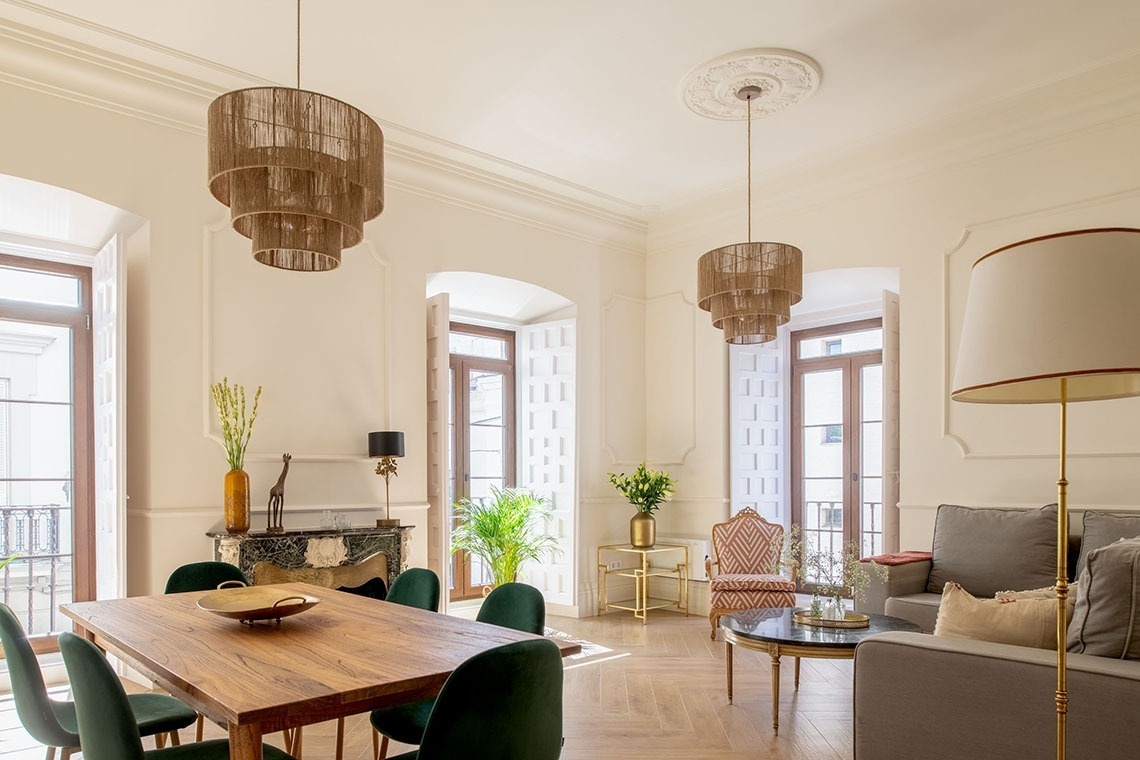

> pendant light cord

[
  {"left": 746, "top": 93, "right": 752, "bottom": 243},
  {"left": 296, "top": 0, "right": 301, "bottom": 89}
]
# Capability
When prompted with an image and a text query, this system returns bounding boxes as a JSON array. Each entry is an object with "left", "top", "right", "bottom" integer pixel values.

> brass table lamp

[
  {"left": 369, "top": 431, "right": 405, "bottom": 527},
  {"left": 951, "top": 227, "right": 1140, "bottom": 760}
]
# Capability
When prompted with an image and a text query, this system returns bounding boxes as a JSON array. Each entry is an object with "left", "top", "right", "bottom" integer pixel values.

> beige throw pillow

[
  {"left": 995, "top": 585, "right": 1077, "bottom": 614},
  {"left": 934, "top": 582, "right": 1060, "bottom": 650}
]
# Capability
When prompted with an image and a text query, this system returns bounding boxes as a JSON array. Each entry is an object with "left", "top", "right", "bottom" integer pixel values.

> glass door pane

[
  {"left": 465, "top": 368, "right": 506, "bottom": 588},
  {"left": 0, "top": 320, "right": 75, "bottom": 635},
  {"left": 793, "top": 320, "right": 885, "bottom": 593},
  {"left": 860, "top": 363, "right": 884, "bottom": 557},
  {"left": 800, "top": 368, "right": 845, "bottom": 583}
]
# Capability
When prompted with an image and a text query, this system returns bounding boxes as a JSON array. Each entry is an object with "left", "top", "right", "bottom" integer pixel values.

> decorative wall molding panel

[
  {"left": 126, "top": 502, "right": 429, "bottom": 520},
  {"left": 646, "top": 291, "right": 696, "bottom": 465},
  {"left": 202, "top": 220, "right": 390, "bottom": 461},
  {"left": 600, "top": 294, "right": 646, "bottom": 465},
  {"left": 941, "top": 188, "right": 1140, "bottom": 459}
]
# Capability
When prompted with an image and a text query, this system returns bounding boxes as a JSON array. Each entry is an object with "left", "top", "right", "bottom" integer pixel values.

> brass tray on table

[
  {"left": 793, "top": 609, "right": 871, "bottom": 629},
  {"left": 197, "top": 585, "right": 320, "bottom": 625}
]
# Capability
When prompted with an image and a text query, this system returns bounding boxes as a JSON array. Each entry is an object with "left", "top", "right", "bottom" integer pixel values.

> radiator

[{"left": 655, "top": 536, "right": 713, "bottom": 582}]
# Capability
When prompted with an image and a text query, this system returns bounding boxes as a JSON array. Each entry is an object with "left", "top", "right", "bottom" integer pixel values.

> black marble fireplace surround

[{"left": 208, "top": 525, "right": 414, "bottom": 591}]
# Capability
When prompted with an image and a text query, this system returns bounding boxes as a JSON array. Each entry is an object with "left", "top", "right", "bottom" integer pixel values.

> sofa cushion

[
  {"left": 934, "top": 582, "right": 1058, "bottom": 649},
  {"left": 926, "top": 504, "right": 1057, "bottom": 597},
  {"left": 1067, "top": 537, "right": 1140, "bottom": 659},
  {"left": 884, "top": 593, "right": 942, "bottom": 633},
  {"left": 1075, "top": 511, "right": 1140, "bottom": 577}
]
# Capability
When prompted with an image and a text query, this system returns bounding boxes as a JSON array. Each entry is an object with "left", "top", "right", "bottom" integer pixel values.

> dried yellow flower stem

[{"left": 210, "top": 377, "right": 262, "bottom": 470}]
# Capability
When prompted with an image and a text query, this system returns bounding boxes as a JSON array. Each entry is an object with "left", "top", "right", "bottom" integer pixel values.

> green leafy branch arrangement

[
  {"left": 210, "top": 377, "right": 262, "bottom": 470},
  {"left": 608, "top": 462, "right": 676, "bottom": 514}
]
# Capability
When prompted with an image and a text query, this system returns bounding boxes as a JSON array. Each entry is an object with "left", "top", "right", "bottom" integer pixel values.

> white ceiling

[{"left": 4, "top": 0, "right": 1139, "bottom": 212}]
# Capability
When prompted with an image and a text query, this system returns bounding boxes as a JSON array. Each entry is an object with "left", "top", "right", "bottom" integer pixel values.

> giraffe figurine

[{"left": 267, "top": 453, "right": 291, "bottom": 534}]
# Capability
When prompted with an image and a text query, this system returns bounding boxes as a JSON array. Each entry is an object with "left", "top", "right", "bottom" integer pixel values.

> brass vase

[
  {"left": 223, "top": 468, "right": 251, "bottom": 534},
  {"left": 629, "top": 512, "right": 656, "bottom": 548}
]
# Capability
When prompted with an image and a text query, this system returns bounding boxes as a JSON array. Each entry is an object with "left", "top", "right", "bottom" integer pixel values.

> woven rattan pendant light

[
  {"left": 207, "top": 1, "right": 384, "bottom": 272},
  {"left": 696, "top": 85, "right": 803, "bottom": 344}
]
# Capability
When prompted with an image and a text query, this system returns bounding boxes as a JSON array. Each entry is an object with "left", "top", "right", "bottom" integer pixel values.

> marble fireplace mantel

[{"left": 207, "top": 525, "right": 414, "bottom": 588}]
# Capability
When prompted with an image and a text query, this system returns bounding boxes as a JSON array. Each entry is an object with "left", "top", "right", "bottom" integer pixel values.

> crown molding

[
  {"left": 9, "top": 5, "right": 1139, "bottom": 260},
  {"left": 649, "top": 52, "right": 1140, "bottom": 254},
  {"left": 0, "top": 13, "right": 649, "bottom": 254}
]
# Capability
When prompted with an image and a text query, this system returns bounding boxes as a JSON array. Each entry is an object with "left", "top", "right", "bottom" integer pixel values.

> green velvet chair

[
  {"left": 387, "top": 638, "right": 564, "bottom": 760},
  {"left": 474, "top": 582, "right": 546, "bottom": 634},
  {"left": 162, "top": 561, "right": 249, "bottom": 594},
  {"left": 371, "top": 582, "right": 546, "bottom": 759},
  {"left": 384, "top": 567, "right": 441, "bottom": 611},
  {"left": 0, "top": 604, "right": 197, "bottom": 760},
  {"left": 58, "top": 632, "right": 295, "bottom": 760}
]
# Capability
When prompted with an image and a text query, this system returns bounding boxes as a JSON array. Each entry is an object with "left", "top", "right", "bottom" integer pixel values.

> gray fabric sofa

[
  {"left": 857, "top": 504, "right": 1140, "bottom": 632},
  {"left": 853, "top": 504, "right": 1140, "bottom": 759},
  {"left": 854, "top": 631, "right": 1140, "bottom": 759}
]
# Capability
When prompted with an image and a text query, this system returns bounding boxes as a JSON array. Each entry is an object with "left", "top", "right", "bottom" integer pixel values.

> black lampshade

[{"left": 368, "top": 431, "right": 405, "bottom": 458}]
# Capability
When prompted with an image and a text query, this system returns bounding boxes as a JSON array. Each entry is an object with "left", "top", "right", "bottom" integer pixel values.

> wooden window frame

[
  {"left": 448, "top": 322, "right": 516, "bottom": 601},
  {"left": 0, "top": 253, "right": 94, "bottom": 653},
  {"left": 790, "top": 318, "right": 882, "bottom": 554}
]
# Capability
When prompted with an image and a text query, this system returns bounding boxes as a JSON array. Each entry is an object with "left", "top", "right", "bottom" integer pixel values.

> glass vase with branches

[{"left": 784, "top": 524, "right": 887, "bottom": 618}]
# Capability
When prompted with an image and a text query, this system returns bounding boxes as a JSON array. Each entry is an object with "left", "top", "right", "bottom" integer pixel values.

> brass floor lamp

[{"left": 951, "top": 227, "right": 1140, "bottom": 760}]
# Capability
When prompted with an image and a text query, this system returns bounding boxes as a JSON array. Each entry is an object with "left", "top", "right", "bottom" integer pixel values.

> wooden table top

[{"left": 61, "top": 582, "right": 580, "bottom": 733}]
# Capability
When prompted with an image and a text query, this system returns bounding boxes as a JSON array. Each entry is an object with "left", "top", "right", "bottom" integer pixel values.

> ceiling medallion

[{"left": 681, "top": 48, "right": 822, "bottom": 121}]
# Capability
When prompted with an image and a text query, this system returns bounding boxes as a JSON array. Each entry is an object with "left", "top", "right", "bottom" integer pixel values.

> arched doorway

[
  {"left": 425, "top": 272, "right": 578, "bottom": 613},
  {"left": 0, "top": 173, "right": 142, "bottom": 644}
]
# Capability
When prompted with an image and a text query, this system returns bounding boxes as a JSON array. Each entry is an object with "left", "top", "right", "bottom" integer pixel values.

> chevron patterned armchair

[{"left": 706, "top": 507, "right": 797, "bottom": 639}]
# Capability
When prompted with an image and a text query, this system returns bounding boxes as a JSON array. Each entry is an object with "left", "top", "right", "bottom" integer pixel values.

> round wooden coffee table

[{"left": 720, "top": 607, "right": 921, "bottom": 734}]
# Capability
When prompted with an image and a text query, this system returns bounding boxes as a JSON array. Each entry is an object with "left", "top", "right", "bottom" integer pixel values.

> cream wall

[
  {"left": 0, "top": 80, "right": 648, "bottom": 605},
  {"left": 4, "top": 51, "right": 1140, "bottom": 613},
  {"left": 646, "top": 91, "right": 1140, "bottom": 553}
]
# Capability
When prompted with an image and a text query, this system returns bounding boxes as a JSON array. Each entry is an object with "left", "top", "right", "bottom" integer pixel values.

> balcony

[{"left": 1, "top": 504, "right": 72, "bottom": 637}]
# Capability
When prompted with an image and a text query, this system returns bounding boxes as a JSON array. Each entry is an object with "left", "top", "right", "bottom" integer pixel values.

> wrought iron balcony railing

[{"left": 1, "top": 503, "right": 72, "bottom": 636}]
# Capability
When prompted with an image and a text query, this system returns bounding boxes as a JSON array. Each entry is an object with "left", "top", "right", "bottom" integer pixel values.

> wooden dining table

[{"left": 60, "top": 582, "right": 580, "bottom": 760}]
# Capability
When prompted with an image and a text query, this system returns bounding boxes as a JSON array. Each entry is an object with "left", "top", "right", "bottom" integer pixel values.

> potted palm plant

[
  {"left": 450, "top": 486, "right": 561, "bottom": 589},
  {"left": 608, "top": 462, "right": 675, "bottom": 548}
]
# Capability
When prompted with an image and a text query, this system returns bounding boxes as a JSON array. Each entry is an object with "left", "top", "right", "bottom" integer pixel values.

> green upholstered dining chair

[
  {"left": 163, "top": 561, "right": 250, "bottom": 743},
  {"left": 387, "top": 638, "right": 564, "bottom": 760},
  {"left": 370, "top": 582, "right": 546, "bottom": 759},
  {"left": 58, "top": 632, "right": 296, "bottom": 760},
  {"left": 474, "top": 581, "right": 546, "bottom": 634},
  {"left": 384, "top": 567, "right": 441, "bottom": 611},
  {"left": 0, "top": 604, "right": 197, "bottom": 760},
  {"left": 163, "top": 561, "right": 249, "bottom": 595}
]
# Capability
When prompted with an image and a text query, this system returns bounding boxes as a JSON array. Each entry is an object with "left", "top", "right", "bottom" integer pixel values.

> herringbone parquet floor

[{"left": 1, "top": 611, "right": 854, "bottom": 759}]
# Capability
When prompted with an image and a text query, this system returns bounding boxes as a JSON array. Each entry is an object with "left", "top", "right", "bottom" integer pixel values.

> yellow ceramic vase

[{"left": 223, "top": 468, "right": 251, "bottom": 534}]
